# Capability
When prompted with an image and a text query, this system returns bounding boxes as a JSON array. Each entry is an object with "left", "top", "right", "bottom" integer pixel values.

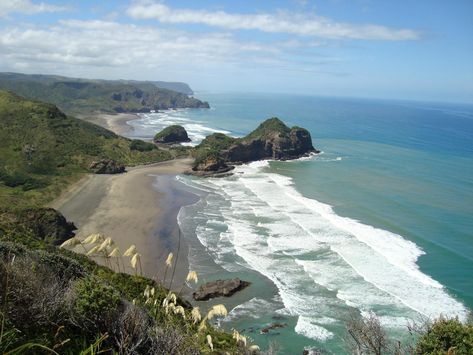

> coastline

[
  {"left": 78, "top": 112, "right": 138, "bottom": 136},
  {"left": 50, "top": 158, "right": 197, "bottom": 288}
]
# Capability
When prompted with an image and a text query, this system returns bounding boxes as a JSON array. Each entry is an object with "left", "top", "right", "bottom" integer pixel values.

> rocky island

[
  {"left": 154, "top": 125, "right": 191, "bottom": 144},
  {"left": 192, "top": 117, "right": 318, "bottom": 175}
]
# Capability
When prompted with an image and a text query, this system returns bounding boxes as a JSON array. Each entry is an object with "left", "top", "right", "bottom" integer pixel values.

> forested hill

[
  {"left": 0, "top": 90, "right": 172, "bottom": 209},
  {"left": 0, "top": 72, "right": 208, "bottom": 116}
]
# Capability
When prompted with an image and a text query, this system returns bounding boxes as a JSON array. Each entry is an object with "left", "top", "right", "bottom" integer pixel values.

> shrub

[
  {"left": 1, "top": 171, "right": 47, "bottom": 190},
  {"left": 71, "top": 275, "right": 121, "bottom": 326},
  {"left": 415, "top": 317, "right": 473, "bottom": 354},
  {"left": 130, "top": 139, "right": 156, "bottom": 152}
]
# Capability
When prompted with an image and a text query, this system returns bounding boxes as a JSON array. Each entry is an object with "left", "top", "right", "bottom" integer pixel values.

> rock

[
  {"left": 192, "top": 278, "right": 251, "bottom": 301},
  {"left": 154, "top": 125, "right": 191, "bottom": 144},
  {"left": 191, "top": 118, "right": 319, "bottom": 175},
  {"left": 224, "top": 125, "right": 318, "bottom": 163},
  {"left": 260, "top": 322, "right": 287, "bottom": 334},
  {"left": 191, "top": 155, "right": 234, "bottom": 176},
  {"left": 89, "top": 159, "right": 125, "bottom": 174}
]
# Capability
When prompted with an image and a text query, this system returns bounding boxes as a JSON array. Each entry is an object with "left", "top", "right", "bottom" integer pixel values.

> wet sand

[{"left": 50, "top": 158, "right": 197, "bottom": 288}]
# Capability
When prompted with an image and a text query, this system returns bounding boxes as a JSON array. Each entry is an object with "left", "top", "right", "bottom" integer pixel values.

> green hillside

[
  {"left": 0, "top": 90, "right": 171, "bottom": 209},
  {"left": 0, "top": 72, "right": 209, "bottom": 116}
]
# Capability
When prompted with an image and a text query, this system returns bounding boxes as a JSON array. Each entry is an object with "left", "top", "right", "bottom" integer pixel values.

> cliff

[
  {"left": 0, "top": 72, "right": 209, "bottom": 116},
  {"left": 192, "top": 117, "right": 318, "bottom": 174}
]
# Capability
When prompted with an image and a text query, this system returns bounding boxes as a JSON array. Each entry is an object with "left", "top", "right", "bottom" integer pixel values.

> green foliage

[
  {"left": 130, "top": 139, "right": 156, "bottom": 152},
  {"left": 0, "top": 73, "right": 209, "bottom": 116},
  {"left": 154, "top": 125, "right": 188, "bottom": 141},
  {"left": 0, "top": 91, "right": 172, "bottom": 210},
  {"left": 72, "top": 275, "right": 121, "bottom": 321},
  {"left": 245, "top": 117, "right": 290, "bottom": 139},
  {"left": 415, "top": 317, "right": 473, "bottom": 354},
  {"left": 193, "top": 133, "right": 238, "bottom": 165}
]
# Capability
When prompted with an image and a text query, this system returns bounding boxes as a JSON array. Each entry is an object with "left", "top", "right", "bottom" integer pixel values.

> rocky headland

[{"left": 191, "top": 117, "right": 318, "bottom": 175}]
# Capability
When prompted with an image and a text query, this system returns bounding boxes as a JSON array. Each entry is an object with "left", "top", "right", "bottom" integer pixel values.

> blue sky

[{"left": 0, "top": 0, "right": 472, "bottom": 103}]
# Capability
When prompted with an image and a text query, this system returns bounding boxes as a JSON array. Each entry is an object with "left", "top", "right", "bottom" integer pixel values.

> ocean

[{"left": 127, "top": 93, "right": 473, "bottom": 353}]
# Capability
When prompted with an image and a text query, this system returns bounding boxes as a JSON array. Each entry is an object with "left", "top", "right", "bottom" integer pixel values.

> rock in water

[
  {"left": 191, "top": 117, "right": 319, "bottom": 175},
  {"left": 89, "top": 159, "right": 125, "bottom": 174},
  {"left": 192, "top": 278, "right": 251, "bottom": 301},
  {"left": 154, "top": 125, "right": 191, "bottom": 144}
]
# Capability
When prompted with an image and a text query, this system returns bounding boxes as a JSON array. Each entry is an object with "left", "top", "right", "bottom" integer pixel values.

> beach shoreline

[
  {"left": 50, "top": 158, "right": 197, "bottom": 289},
  {"left": 78, "top": 112, "right": 138, "bottom": 136}
]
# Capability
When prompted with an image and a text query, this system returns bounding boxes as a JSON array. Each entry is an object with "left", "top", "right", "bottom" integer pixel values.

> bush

[
  {"left": 415, "top": 317, "right": 473, "bottom": 354},
  {"left": 1, "top": 171, "right": 47, "bottom": 190},
  {"left": 71, "top": 275, "right": 121, "bottom": 325},
  {"left": 130, "top": 139, "right": 156, "bottom": 152}
]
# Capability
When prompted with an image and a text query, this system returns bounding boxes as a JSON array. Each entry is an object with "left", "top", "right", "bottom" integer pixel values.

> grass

[{"left": 0, "top": 232, "right": 259, "bottom": 354}]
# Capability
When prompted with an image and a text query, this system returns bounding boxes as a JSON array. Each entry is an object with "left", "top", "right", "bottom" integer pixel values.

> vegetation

[
  {"left": 130, "top": 139, "right": 156, "bottom": 152},
  {"left": 0, "top": 90, "right": 172, "bottom": 210},
  {"left": 346, "top": 311, "right": 473, "bottom": 355},
  {"left": 0, "top": 229, "right": 262, "bottom": 354},
  {"left": 415, "top": 317, "right": 473, "bottom": 354},
  {"left": 154, "top": 125, "right": 190, "bottom": 143},
  {"left": 0, "top": 73, "right": 209, "bottom": 116},
  {"left": 192, "top": 118, "right": 295, "bottom": 167},
  {"left": 245, "top": 117, "right": 290, "bottom": 139}
]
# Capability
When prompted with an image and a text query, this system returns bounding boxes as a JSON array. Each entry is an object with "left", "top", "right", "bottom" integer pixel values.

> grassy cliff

[{"left": 0, "top": 73, "right": 209, "bottom": 116}]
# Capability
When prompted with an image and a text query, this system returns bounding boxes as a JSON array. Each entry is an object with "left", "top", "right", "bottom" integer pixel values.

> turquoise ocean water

[{"left": 127, "top": 93, "right": 473, "bottom": 353}]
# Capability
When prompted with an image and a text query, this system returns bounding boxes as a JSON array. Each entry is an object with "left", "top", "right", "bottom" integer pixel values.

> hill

[
  {"left": 0, "top": 90, "right": 172, "bottom": 209},
  {"left": 192, "top": 117, "right": 318, "bottom": 174},
  {"left": 0, "top": 72, "right": 209, "bottom": 116}
]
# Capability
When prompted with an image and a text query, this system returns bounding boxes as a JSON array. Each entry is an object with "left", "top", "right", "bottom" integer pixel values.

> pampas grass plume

[
  {"left": 186, "top": 270, "right": 198, "bottom": 283},
  {"left": 206, "top": 335, "right": 213, "bottom": 351},
  {"left": 60, "top": 237, "right": 81, "bottom": 248},
  {"left": 86, "top": 245, "right": 100, "bottom": 256},
  {"left": 123, "top": 244, "right": 137, "bottom": 256},
  {"left": 191, "top": 307, "right": 201, "bottom": 324},
  {"left": 165, "top": 252, "right": 173, "bottom": 267},
  {"left": 131, "top": 253, "right": 141, "bottom": 269},
  {"left": 108, "top": 247, "right": 120, "bottom": 257}
]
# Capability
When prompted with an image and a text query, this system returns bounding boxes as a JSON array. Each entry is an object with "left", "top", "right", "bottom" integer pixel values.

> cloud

[
  {"left": 0, "top": 20, "right": 293, "bottom": 74},
  {"left": 127, "top": 1, "right": 421, "bottom": 41},
  {"left": 0, "top": 0, "right": 67, "bottom": 17}
]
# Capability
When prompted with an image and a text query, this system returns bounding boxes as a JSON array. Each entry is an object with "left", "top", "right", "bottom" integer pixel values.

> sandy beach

[
  {"left": 50, "top": 158, "right": 197, "bottom": 289},
  {"left": 78, "top": 112, "right": 138, "bottom": 136}
]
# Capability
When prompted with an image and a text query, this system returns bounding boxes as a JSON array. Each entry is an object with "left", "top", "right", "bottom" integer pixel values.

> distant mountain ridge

[
  {"left": 0, "top": 72, "right": 194, "bottom": 95},
  {"left": 0, "top": 72, "right": 207, "bottom": 115}
]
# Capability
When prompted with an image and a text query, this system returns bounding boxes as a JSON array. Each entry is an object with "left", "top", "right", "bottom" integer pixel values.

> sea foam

[{"left": 181, "top": 159, "right": 468, "bottom": 342}]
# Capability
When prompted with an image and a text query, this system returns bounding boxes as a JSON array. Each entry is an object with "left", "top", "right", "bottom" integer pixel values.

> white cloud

[
  {"left": 0, "top": 0, "right": 67, "bottom": 17},
  {"left": 127, "top": 1, "right": 421, "bottom": 41},
  {"left": 0, "top": 20, "right": 292, "bottom": 75}
]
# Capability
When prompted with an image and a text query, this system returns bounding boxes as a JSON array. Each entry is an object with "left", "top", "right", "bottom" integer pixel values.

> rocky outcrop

[
  {"left": 154, "top": 125, "right": 191, "bottom": 144},
  {"left": 89, "top": 159, "right": 125, "bottom": 174},
  {"left": 260, "top": 322, "right": 287, "bottom": 334},
  {"left": 191, "top": 118, "right": 319, "bottom": 175},
  {"left": 191, "top": 155, "right": 234, "bottom": 176},
  {"left": 192, "top": 278, "right": 250, "bottom": 301}
]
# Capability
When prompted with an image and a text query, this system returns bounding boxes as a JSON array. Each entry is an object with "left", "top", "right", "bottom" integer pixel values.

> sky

[{"left": 0, "top": 0, "right": 472, "bottom": 103}]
